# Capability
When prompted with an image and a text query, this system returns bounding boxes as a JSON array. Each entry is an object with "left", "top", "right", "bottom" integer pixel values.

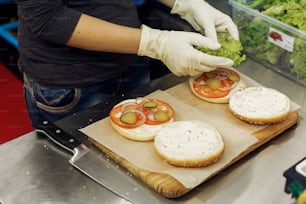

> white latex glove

[
  {"left": 138, "top": 25, "right": 234, "bottom": 76},
  {"left": 171, "top": 0, "right": 239, "bottom": 42}
]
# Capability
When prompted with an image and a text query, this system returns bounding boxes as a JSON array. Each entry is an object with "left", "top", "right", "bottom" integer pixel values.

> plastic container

[{"left": 228, "top": 0, "right": 306, "bottom": 87}]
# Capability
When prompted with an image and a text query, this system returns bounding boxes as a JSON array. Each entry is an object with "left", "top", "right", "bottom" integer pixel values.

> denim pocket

[
  {"left": 23, "top": 75, "right": 81, "bottom": 114},
  {"left": 34, "top": 85, "right": 81, "bottom": 113}
]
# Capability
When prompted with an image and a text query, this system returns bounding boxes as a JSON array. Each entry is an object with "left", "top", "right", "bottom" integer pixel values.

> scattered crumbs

[{"left": 126, "top": 171, "right": 133, "bottom": 177}]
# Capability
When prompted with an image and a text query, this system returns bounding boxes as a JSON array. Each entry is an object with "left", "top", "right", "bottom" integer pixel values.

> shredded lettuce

[{"left": 195, "top": 32, "right": 246, "bottom": 66}]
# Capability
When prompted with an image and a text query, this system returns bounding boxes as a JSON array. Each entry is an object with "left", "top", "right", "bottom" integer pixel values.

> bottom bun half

[
  {"left": 154, "top": 121, "right": 225, "bottom": 167},
  {"left": 189, "top": 67, "right": 247, "bottom": 104},
  {"left": 110, "top": 119, "right": 173, "bottom": 142},
  {"left": 229, "top": 87, "right": 291, "bottom": 124}
]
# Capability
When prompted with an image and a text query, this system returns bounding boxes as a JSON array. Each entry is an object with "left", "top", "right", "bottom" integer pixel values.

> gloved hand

[
  {"left": 171, "top": 0, "right": 239, "bottom": 42},
  {"left": 138, "top": 25, "right": 234, "bottom": 76}
]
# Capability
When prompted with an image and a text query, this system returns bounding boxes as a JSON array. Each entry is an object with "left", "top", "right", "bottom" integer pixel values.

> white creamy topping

[
  {"left": 229, "top": 87, "right": 290, "bottom": 118},
  {"left": 154, "top": 121, "right": 223, "bottom": 160},
  {"left": 118, "top": 121, "right": 171, "bottom": 137}
]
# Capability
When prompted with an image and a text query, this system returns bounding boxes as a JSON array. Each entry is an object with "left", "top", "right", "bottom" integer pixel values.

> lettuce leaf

[
  {"left": 234, "top": 0, "right": 306, "bottom": 82},
  {"left": 195, "top": 32, "right": 246, "bottom": 66}
]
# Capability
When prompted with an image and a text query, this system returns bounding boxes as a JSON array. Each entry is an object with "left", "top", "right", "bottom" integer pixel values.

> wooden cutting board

[{"left": 84, "top": 81, "right": 299, "bottom": 199}]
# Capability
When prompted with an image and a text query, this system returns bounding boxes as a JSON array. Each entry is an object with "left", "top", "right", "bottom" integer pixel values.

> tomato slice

[
  {"left": 110, "top": 104, "right": 146, "bottom": 129},
  {"left": 120, "top": 102, "right": 140, "bottom": 112},
  {"left": 110, "top": 99, "right": 174, "bottom": 128},
  {"left": 193, "top": 83, "right": 230, "bottom": 98},
  {"left": 192, "top": 68, "right": 240, "bottom": 98},
  {"left": 139, "top": 99, "right": 175, "bottom": 125}
]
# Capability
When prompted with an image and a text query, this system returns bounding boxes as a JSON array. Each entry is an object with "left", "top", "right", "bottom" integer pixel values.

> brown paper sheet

[
  {"left": 80, "top": 92, "right": 257, "bottom": 188},
  {"left": 79, "top": 73, "right": 299, "bottom": 189}
]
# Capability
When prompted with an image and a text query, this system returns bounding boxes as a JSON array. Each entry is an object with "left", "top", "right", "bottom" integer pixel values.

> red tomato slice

[
  {"left": 120, "top": 102, "right": 140, "bottom": 112},
  {"left": 110, "top": 99, "right": 174, "bottom": 128},
  {"left": 193, "top": 83, "right": 230, "bottom": 98},
  {"left": 140, "top": 99, "right": 175, "bottom": 125},
  {"left": 110, "top": 105, "right": 145, "bottom": 129},
  {"left": 193, "top": 68, "right": 240, "bottom": 98}
]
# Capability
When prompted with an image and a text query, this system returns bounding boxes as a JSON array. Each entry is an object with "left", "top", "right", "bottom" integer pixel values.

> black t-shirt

[{"left": 16, "top": 0, "right": 141, "bottom": 88}]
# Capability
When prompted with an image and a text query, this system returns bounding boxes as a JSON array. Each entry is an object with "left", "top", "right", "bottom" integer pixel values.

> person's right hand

[
  {"left": 170, "top": 0, "right": 239, "bottom": 42},
  {"left": 137, "top": 25, "right": 234, "bottom": 76}
]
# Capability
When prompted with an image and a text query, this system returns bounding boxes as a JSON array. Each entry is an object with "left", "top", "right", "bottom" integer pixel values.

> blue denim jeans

[{"left": 23, "top": 64, "right": 150, "bottom": 128}]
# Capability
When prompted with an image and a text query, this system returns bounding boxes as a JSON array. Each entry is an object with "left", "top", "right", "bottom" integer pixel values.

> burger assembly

[{"left": 108, "top": 67, "right": 292, "bottom": 168}]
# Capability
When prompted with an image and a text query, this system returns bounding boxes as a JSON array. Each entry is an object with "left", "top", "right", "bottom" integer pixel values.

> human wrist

[{"left": 138, "top": 25, "right": 167, "bottom": 60}]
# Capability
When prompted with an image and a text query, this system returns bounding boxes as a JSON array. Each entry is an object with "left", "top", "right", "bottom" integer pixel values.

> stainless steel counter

[{"left": 0, "top": 59, "right": 305, "bottom": 204}]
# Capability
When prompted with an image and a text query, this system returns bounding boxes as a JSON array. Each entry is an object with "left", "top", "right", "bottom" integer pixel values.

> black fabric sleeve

[{"left": 16, "top": 0, "right": 81, "bottom": 44}]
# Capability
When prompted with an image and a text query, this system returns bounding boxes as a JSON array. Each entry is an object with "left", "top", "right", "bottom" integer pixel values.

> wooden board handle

[{"left": 89, "top": 138, "right": 190, "bottom": 198}]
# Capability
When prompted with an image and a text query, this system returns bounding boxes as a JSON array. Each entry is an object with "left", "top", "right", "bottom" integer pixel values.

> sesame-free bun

[
  {"left": 109, "top": 98, "right": 174, "bottom": 141},
  {"left": 189, "top": 67, "right": 247, "bottom": 104},
  {"left": 154, "top": 121, "right": 225, "bottom": 167},
  {"left": 229, "top": 87, "right": 291, "bottom": 125},
  {"left": 110, "top": 118, "right": 173, "bottom": 142}
]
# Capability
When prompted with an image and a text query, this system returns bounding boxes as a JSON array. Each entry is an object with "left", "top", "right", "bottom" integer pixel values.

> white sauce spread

[
  {"left": 229, "top": 87, "right": 290, "bottom": 118},
  {"left": 154, "top": 121, "right": 223, "bottom": 160},
  {"left": 118, "top": 121, "right": 171, "bottom": 137}
]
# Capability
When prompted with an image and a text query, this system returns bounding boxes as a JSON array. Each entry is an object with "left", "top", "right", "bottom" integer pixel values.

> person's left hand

[{"left": 171, "top": 0, "right": 239, "bottom": 43}]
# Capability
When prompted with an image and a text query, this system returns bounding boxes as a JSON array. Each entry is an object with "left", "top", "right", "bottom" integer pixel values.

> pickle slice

[
  {"left": 154, "top": 111, "right": 169, "bottom": 122},
  {"left": 120, "top": 111, "right": 137, "bottom": 125},
  {"left": 227, "top": 73, "right": 240, "bottom": 82},
  {"left": 143, "top": 101, "right": 158, "bottom": 108},
  {"left": 206, "top": 78, "right": 221, "bottom": 90}
]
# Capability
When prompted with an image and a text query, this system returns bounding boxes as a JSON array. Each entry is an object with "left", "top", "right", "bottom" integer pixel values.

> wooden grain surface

[{"left": 89, "top": 110, "right": 298, "bottom": 198}]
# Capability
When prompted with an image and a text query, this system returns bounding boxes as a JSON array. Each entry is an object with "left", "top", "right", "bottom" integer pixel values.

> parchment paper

[{"left": 79, "top": 73, "right": 299, "bottom": 189}]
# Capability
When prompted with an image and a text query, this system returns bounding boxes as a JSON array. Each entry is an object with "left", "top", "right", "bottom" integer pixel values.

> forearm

[
  {"left": 157, "top": 0, "right": 175, "bottom": 8},
  {"left": 67, "top": 14, "right": 141, "bottom": 54}
]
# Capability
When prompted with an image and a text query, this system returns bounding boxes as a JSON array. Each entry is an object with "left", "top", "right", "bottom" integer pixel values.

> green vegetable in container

[
  {"left": 262, "top": 0, "right": 306, "bottom": 31},
  {"left": 233, "top": 0, "right": 306, "bottom": 83},
  {"left": 239, "top": 0, "right": 306, "bottom": 31},
  {"left": 290, "top": 37, "right": 306, "bottom": 81},
  {"left": 195, "top": 32, "right": 246, "bottom": 66}
]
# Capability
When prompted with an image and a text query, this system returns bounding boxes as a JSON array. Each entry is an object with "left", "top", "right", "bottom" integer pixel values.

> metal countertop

[{"left": 0, "top": 59, "right": 305, "bottom": 204}]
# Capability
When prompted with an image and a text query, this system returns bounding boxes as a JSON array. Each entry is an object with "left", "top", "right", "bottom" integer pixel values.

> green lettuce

[
  {"left": 262, "top": 0, "right": 306, "bottom": 31},
  {"left": 234, "top": 0, "right": 306, "bottom": 83},
  {"left": 195, "top": 32, "right": 246, "bottom": 66},
  {"left": 290, "top": 37, "right": 306, "bottom": 80}
]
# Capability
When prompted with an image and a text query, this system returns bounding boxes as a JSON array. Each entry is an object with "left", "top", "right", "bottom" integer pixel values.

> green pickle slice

[
  {"left": 154, "top": 111, "right": 169, "bottom": 122},
  {"left": 206, "top": 78, "right": 221, "bottom": 90},
  {"left": 143, "top": 101, "right": 158, "bottom": 108},
  {"left": 120, "top": 111, "right": 137, "bottom": 125},
  {"left": 227, "top": 73, "right": 239, "bottom": 82}
]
